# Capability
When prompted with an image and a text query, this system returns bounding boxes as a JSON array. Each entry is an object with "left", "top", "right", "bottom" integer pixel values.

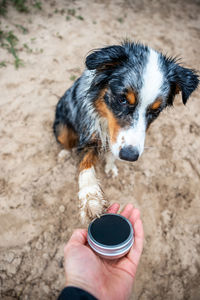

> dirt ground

[{"left": 0, "top": 0, "right": 200, "bottom": 299}]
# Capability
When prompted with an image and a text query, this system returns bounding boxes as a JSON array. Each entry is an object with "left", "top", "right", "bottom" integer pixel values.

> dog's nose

[{"left": 119, "top": 146, "right": 139, "bottom": 162}]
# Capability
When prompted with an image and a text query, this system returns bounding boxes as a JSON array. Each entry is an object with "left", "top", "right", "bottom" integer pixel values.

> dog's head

[{"left": 86, "top": 42, "right": 199, "bottom": 161}]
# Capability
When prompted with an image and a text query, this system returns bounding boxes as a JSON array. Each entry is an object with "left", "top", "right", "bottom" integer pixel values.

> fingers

[
  {"left": 127, "top": 217, "right": 144, "bottom": 265},
  {"left": 120, "top": 203, "right": 134, "bottom": 219},
  {"left": 107, "top": 203, "right": 140, "bottom": 226},
  {"left": 129, "top": 208, "right": 144, "bottom": 258},
  {"left": 133, "top": 218, "right": 144, "bottom": 253},
  {"left": 129, "top": 208, "right": 140, "bottom": 227},
  {"left": 121, "top": 205, "right": 144, "bottom": 264},
  {"left": 119, "top": 205, "right": 144, "bottom": 268},
  {"left": 107, "top": 203, "right": 136, "bottom": 218},
  {"left": 109, "top": 203, "right": 144, "bottom": 261},
  {"left": 107, "top": 203, "right": 120, "bottom": 214},
  {"left": 64, "top": 229, "right": 88, "bottom": 253}
]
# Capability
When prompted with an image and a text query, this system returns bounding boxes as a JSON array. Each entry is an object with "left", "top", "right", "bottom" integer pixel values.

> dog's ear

[
  {"left": 85, "top": 45, "right": 128, "bottom": 71},
  {"left": 168, "top": 64, "right": 199, "bottom": 105}
]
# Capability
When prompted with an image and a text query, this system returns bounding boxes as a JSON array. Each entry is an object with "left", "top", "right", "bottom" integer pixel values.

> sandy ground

[{"left": 0, "top": 0, "right": 200, "bottom": 299}]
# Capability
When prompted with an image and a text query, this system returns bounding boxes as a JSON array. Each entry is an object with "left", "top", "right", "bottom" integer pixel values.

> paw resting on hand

[{"left": 79, "top": 185, "right": 108, "bottom": 224}]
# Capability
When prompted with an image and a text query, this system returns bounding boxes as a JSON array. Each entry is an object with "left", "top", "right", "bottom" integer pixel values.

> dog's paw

[
  {"left": 105, "top": 162, "right": 118, "bottom": 178},
  {"left": 57, "top": 149, "right": 71, "bottom": 162},
  {"left": 79, "top": 185, "right": 108, "bottom": 224}
]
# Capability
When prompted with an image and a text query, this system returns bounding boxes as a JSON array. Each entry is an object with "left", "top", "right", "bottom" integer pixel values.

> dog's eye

[
  {"left": 147, "top": 99, "right": 162, "bottom": 115},
  {"left": 147, "top": 108, "right": 159, "bottom": 115},
  {"left": 118, "top": 96, "right": 128, "bottom": 105},
  {"left": 146, "top": 106, "right": 162, "bottom": 117}
]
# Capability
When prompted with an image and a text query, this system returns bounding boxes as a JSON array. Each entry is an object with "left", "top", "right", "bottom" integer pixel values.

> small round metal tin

[{"left": 87, "top": 214, "right": 134, "bottom": 260}]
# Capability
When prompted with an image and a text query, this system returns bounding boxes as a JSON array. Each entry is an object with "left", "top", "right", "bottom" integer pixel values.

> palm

[{"left": 64, "top": 203, "right": 144, "bottom": 300}]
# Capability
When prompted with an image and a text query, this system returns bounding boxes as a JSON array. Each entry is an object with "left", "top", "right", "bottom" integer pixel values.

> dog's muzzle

[{"left": 119, "top": 146, "right": 139, "bottom": 162}]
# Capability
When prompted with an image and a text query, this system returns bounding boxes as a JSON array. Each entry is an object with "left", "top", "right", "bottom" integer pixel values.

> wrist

[{"left": 66, "top": 277, "right": 99, "bottom": 299}]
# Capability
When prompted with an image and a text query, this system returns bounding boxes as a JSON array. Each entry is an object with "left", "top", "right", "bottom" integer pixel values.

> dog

[{"left": 53, "top": 41, "right": 199, "bottom": 223}]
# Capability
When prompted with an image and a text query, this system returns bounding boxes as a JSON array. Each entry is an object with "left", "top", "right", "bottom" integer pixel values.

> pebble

[
  {"left": 43, "top": 284, "right": 50, "bottom": 294},
  {"left": 35, "top": 241, "right": 43, "bottom": 250},
  {"left": 4, "top": 252, "right": 14, "bottom": 263},
  {"left": 43, "top": 253, "right": 49, "bottom": 260},
  {"left": 24, "top": 245, "right": 31, "bottom": 252},
  {"left": 59, "top": 205, "right": 65, "bottom": 213},
  {"left": 49, "top": 225, "right": 54, "bottom": 233}
]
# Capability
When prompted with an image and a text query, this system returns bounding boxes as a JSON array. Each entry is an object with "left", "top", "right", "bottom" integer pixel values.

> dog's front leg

[
  {"left": 105, "top": 152, "right": 118, "bottom": 177},
  {"left": 78, "top": 149, "right": 108, "bottom": 224}
]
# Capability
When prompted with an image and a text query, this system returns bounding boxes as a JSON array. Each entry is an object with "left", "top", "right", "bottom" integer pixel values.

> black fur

[
  {"left": 86, "top": 45, "right": 128, "bottom": 70},
  {"left": 161, "top": 56, "right": 199, "bottom": 105}
]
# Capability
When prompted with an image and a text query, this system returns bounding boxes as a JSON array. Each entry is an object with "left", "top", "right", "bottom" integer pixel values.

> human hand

[{"left": 63, "top": 203, "right": 144, "bottom": 300}]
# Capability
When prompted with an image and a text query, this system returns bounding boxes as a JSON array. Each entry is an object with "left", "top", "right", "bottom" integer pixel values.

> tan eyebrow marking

[
  {"left": 151, "top": 99, "right": 162, "bottom": 110},
  {"left": 126, "top": 90, "right": 136, "bottom": 105}
]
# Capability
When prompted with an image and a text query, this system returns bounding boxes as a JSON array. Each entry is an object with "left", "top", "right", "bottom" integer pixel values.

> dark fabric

[{"left": 57, "top": 286, "right": 98, "bottom": 300}]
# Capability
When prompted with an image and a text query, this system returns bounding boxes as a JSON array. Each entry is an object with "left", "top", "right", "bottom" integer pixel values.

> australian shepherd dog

[{"left": 53, "top": 42, "right": 199, "bottom": 223}]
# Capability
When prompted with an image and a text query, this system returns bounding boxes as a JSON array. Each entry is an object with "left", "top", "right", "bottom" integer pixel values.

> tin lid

[{"left": 87, "top": 214, "right": 134, "bottom": 259}]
